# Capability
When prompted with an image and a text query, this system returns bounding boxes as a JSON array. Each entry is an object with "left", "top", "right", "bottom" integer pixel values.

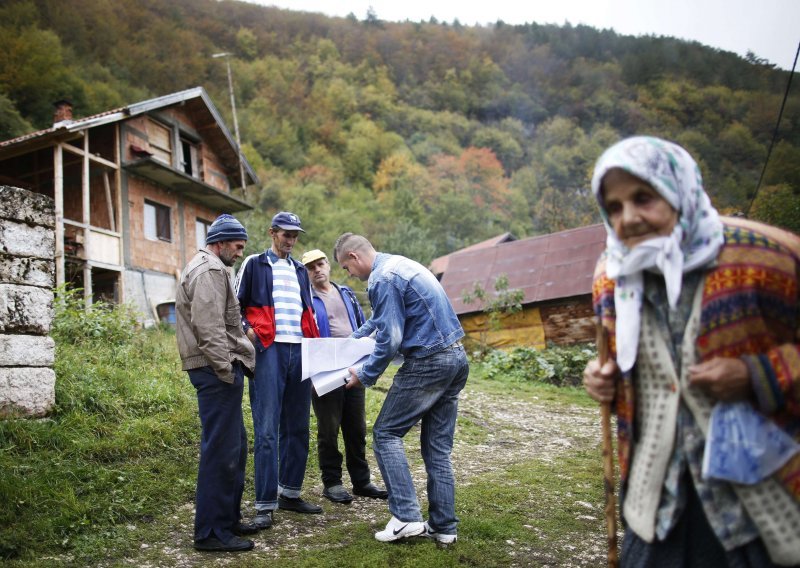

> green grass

[
  {"left": 0, "top": 327, "right": 198, "bottom": 563},
  {"left": 0, "top": 299, "right": 610, "bottom": 566}
]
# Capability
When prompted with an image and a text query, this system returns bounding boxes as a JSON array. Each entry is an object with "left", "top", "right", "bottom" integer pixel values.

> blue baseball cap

[{"left": 271, "top": 211, "right": 305, "bottom": 233}]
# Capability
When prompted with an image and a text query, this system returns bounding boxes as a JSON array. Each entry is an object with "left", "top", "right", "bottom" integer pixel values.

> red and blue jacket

[{"left": 235, "top": 249, "right": 319, "bottom": 349}]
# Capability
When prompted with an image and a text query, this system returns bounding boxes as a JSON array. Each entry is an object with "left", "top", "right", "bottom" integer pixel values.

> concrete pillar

[{"left": 0, "top": 186, "right": 56, "bottom": 417}]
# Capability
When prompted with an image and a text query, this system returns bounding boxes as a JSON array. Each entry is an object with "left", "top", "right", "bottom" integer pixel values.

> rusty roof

[
  {"left": 429, "top": 232, "right": 516, "bottom": 276},
  {"left": 440, "top": 224, "right": 607, "bottom": 315}
]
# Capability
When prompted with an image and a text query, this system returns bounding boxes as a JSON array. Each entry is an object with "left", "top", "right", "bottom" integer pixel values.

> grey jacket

[{"left": 176, "top": 247, "right": 255, "bottom": 383}]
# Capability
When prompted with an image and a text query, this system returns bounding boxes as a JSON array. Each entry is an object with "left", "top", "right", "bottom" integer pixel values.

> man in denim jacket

[{"left": 333, "top": 233, "right": 469, "bottom": 544}]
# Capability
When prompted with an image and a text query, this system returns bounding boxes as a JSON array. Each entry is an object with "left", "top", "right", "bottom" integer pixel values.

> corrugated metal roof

[
  {"left": 429, "top": 232, "right": 516, "bottom": 276},
  {"left": 440, "top": 224, "right": 607, "bottom": 315}
]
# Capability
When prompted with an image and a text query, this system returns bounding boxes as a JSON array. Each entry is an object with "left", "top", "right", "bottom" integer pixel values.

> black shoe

[
  {"left": 253, "top": 510, "right": 273, "bottom": 529},
  {"left": 278, "top": 496, "right": 323, "bottom": 514},
  {"left": 353, "top": 482, "right": 389, "bottom": 499},
  {"left": 194, "top": 535, "right": 254, "bottom": 552},
  {"left": 322, "top": 484, "right": 353, "bottom": 504},
  {"left": 233, "top": 521, "right": 260, "bottom": 535}
]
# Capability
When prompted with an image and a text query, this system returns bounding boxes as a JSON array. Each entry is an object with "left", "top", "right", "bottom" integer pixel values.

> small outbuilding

[{"left": 438, "top": 224, "right": 607, "bottom": 349}]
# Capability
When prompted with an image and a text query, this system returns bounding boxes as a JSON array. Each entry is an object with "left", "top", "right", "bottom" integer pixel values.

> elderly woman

[{"left": 583, "top": 136, "right": 800, "bottom": 567}]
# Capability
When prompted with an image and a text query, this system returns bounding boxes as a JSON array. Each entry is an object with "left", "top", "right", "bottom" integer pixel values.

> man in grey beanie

[{"left": 176, "top": 213, "right": 260, "bottom": 552}]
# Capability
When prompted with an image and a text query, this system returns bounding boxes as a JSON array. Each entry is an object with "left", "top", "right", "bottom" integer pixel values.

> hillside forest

[{"left": 1, "top": 0, "right": 798, "bottom": 263}]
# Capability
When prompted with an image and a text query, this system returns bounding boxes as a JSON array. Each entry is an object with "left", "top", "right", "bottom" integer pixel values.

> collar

[{"left": 266, "top": 249, "right": 295, "bottom": 266}]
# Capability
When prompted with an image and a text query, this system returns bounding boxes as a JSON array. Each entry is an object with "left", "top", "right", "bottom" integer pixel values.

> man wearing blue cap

[
  {"left": 236, "top": 211, "right": 322, "bottom": 529},
  {"left": 176, "top": 213, "right": 259, "bottom": 552}
]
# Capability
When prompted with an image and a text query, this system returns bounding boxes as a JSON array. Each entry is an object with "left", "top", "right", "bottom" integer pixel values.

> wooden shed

[{"left": 438, "top": 224, "right": 607, "bottom": 349}]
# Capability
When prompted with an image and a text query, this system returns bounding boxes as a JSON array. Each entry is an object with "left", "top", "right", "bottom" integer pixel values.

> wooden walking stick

[{"left": 596, "top": 323, "right": 619, "bottom": 567}]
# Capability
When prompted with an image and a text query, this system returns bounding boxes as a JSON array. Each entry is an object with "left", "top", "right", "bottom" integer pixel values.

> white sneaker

[
  {"left": 423, "top": 521, "right": 457, "bottom": 544},
  {"left": 374, "top": 516, "right": 425, "bottom": 542}
]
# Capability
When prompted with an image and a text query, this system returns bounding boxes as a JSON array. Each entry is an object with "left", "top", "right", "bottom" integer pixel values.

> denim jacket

[{"left": 353, "top": 253, "right": 464, "bottom": 386}]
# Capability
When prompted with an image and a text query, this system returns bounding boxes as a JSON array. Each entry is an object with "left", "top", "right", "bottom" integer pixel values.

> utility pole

[{"left": 212, "top": 52, "right": 247, "bottom": 194}]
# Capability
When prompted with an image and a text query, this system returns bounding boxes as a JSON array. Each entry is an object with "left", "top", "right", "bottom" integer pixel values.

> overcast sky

[{"left": 255, "top": 0, "right": 799, "bottom": 71}]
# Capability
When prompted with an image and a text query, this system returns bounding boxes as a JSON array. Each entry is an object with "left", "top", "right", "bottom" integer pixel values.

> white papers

[{"left": 301, "top": 337, "right": 376, "bottom": 396}]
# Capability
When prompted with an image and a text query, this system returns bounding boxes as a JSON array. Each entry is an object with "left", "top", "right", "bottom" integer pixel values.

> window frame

[
  {"left": 144, "top": 200, "right": 172, "bottom": 243},
  {"left": 179, "top": 137, "right": 200, "bottom": 178},
  {"left": 146, "top": 119, "right": 173, "bottom": 166},
  {"left": 195, "top": 217, "right": 212, "bottom": 249}
]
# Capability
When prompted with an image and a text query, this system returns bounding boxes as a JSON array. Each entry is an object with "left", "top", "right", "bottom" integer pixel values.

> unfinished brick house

[{"left": 0, "top": 87, "right": 256, "bottom": 323}]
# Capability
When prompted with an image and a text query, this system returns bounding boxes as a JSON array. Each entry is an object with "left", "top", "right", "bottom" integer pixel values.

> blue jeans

[
  {"left": 188, "top": 364, "right": 247, "bottom": 542},
  {"left": 372, "top": 342, "right": 469, "bottom": 534},
  {"left": 249, "top": 342, "right": 311, "bottom": 511}
]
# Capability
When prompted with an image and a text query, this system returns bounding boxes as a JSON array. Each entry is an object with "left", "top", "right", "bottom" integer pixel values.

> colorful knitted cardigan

[{"left": 593, "top": 217, "right": 800, "bottom": 501}]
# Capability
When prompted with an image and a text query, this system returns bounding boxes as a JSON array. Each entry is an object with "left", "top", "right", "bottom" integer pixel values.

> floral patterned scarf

[{"left": 590, "top": 136, "right": 724, "bottom": 372}]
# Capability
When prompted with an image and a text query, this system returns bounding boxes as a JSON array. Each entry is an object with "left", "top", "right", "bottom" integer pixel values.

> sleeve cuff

[
  {"left": 356, "top": 369, "right": 375, "bottom": 388},
  {"left": 744, "top": 354, "right": 783, "bottom": 414}
]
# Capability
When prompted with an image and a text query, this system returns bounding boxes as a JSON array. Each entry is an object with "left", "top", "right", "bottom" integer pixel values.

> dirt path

[{"left": 120, "top": 385, "right": 610, "bottom": 567}]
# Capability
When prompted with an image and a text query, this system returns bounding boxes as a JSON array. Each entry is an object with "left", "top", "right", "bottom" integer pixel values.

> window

[
  {"left": 147, "top": 120, "right": 172, "bottom": 165},
  {"left": 195, "top": 218, "right": 212, "bottom": 248},
  {"left": 180, "top": 138, "right": 200, "bottom": 178},
  {"left": 144, "top": 200, "right": 171, "bottom": 242}
]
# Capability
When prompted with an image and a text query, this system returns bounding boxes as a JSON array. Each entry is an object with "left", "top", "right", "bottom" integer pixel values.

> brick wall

[
  {"left": 181, "top": 200, "right": 219, "bottom": 265},
  {"left": 127, "top": 177, "right": 182, "bottom": 276},
  {"left": 0, "top": 186, "right": 56, "bottom": 418},
  {"left": 541, "top": 297, "right": 596, "bottom": 346}
]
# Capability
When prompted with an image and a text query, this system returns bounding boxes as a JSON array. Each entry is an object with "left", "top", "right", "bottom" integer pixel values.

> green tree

[
  {"left": 749, "top": 184, "right": 800, "bottom": 234},
  {"left": 0, "top": 92, "right": 33, "bottom": 139},
  {"left": 471, "top": 126, "right": 524, "bottom": 173},
  {"left": 236, "top": 27, "right": 258, "bottom": 60},
  {"left": 0, "top": 3, "right": 71, "bottom": 126}
]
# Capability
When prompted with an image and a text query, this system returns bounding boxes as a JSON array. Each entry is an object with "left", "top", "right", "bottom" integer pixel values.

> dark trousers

[
  {"left": 188, "top": 364, "right": 247, "bottom": 542},
  {"left": 312, "top": 385, "right": 371, "bottom": 489}
]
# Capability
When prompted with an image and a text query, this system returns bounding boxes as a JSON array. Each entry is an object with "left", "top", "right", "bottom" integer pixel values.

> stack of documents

[{"left": 301, "top": 337, "right": 376, "bottom": 395}]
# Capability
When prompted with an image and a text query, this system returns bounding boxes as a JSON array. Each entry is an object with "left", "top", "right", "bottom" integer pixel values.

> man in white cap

[
  {"left": 235, "top": 212, "right": 322, "bottom": 529},
  {"left": 176, "top": 213, "right": 259, "bottom": 552},
  {"left": 301, "top": 248, "right": 388, "bottom": 505}
]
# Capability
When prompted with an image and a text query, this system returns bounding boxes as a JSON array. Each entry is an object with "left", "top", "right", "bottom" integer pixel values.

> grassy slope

[{"left": 0, "top": 326, "right": 609, "bottom": 567}]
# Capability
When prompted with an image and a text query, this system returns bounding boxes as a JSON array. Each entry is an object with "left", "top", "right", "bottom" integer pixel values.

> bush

[
  {"left": 51, "top": 286, "right": 138, "bottom": 346},
  {"left": 477, "top": 344, "right": 595, "bottom": 387}
]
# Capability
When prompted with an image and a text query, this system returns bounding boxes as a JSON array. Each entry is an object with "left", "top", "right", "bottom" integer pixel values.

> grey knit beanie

[{"left": 205, "top": 214, "right": 248, "bottom": 244}]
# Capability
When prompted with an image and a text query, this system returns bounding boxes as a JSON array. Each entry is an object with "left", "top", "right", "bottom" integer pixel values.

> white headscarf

[{"left": 591, "top": 136, "right": 725, "bottom": 372}]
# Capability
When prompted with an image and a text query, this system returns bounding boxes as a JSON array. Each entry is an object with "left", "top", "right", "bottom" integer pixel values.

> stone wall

[{"left": 0, "top": 186, "right": 56, "bottom": 418}]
